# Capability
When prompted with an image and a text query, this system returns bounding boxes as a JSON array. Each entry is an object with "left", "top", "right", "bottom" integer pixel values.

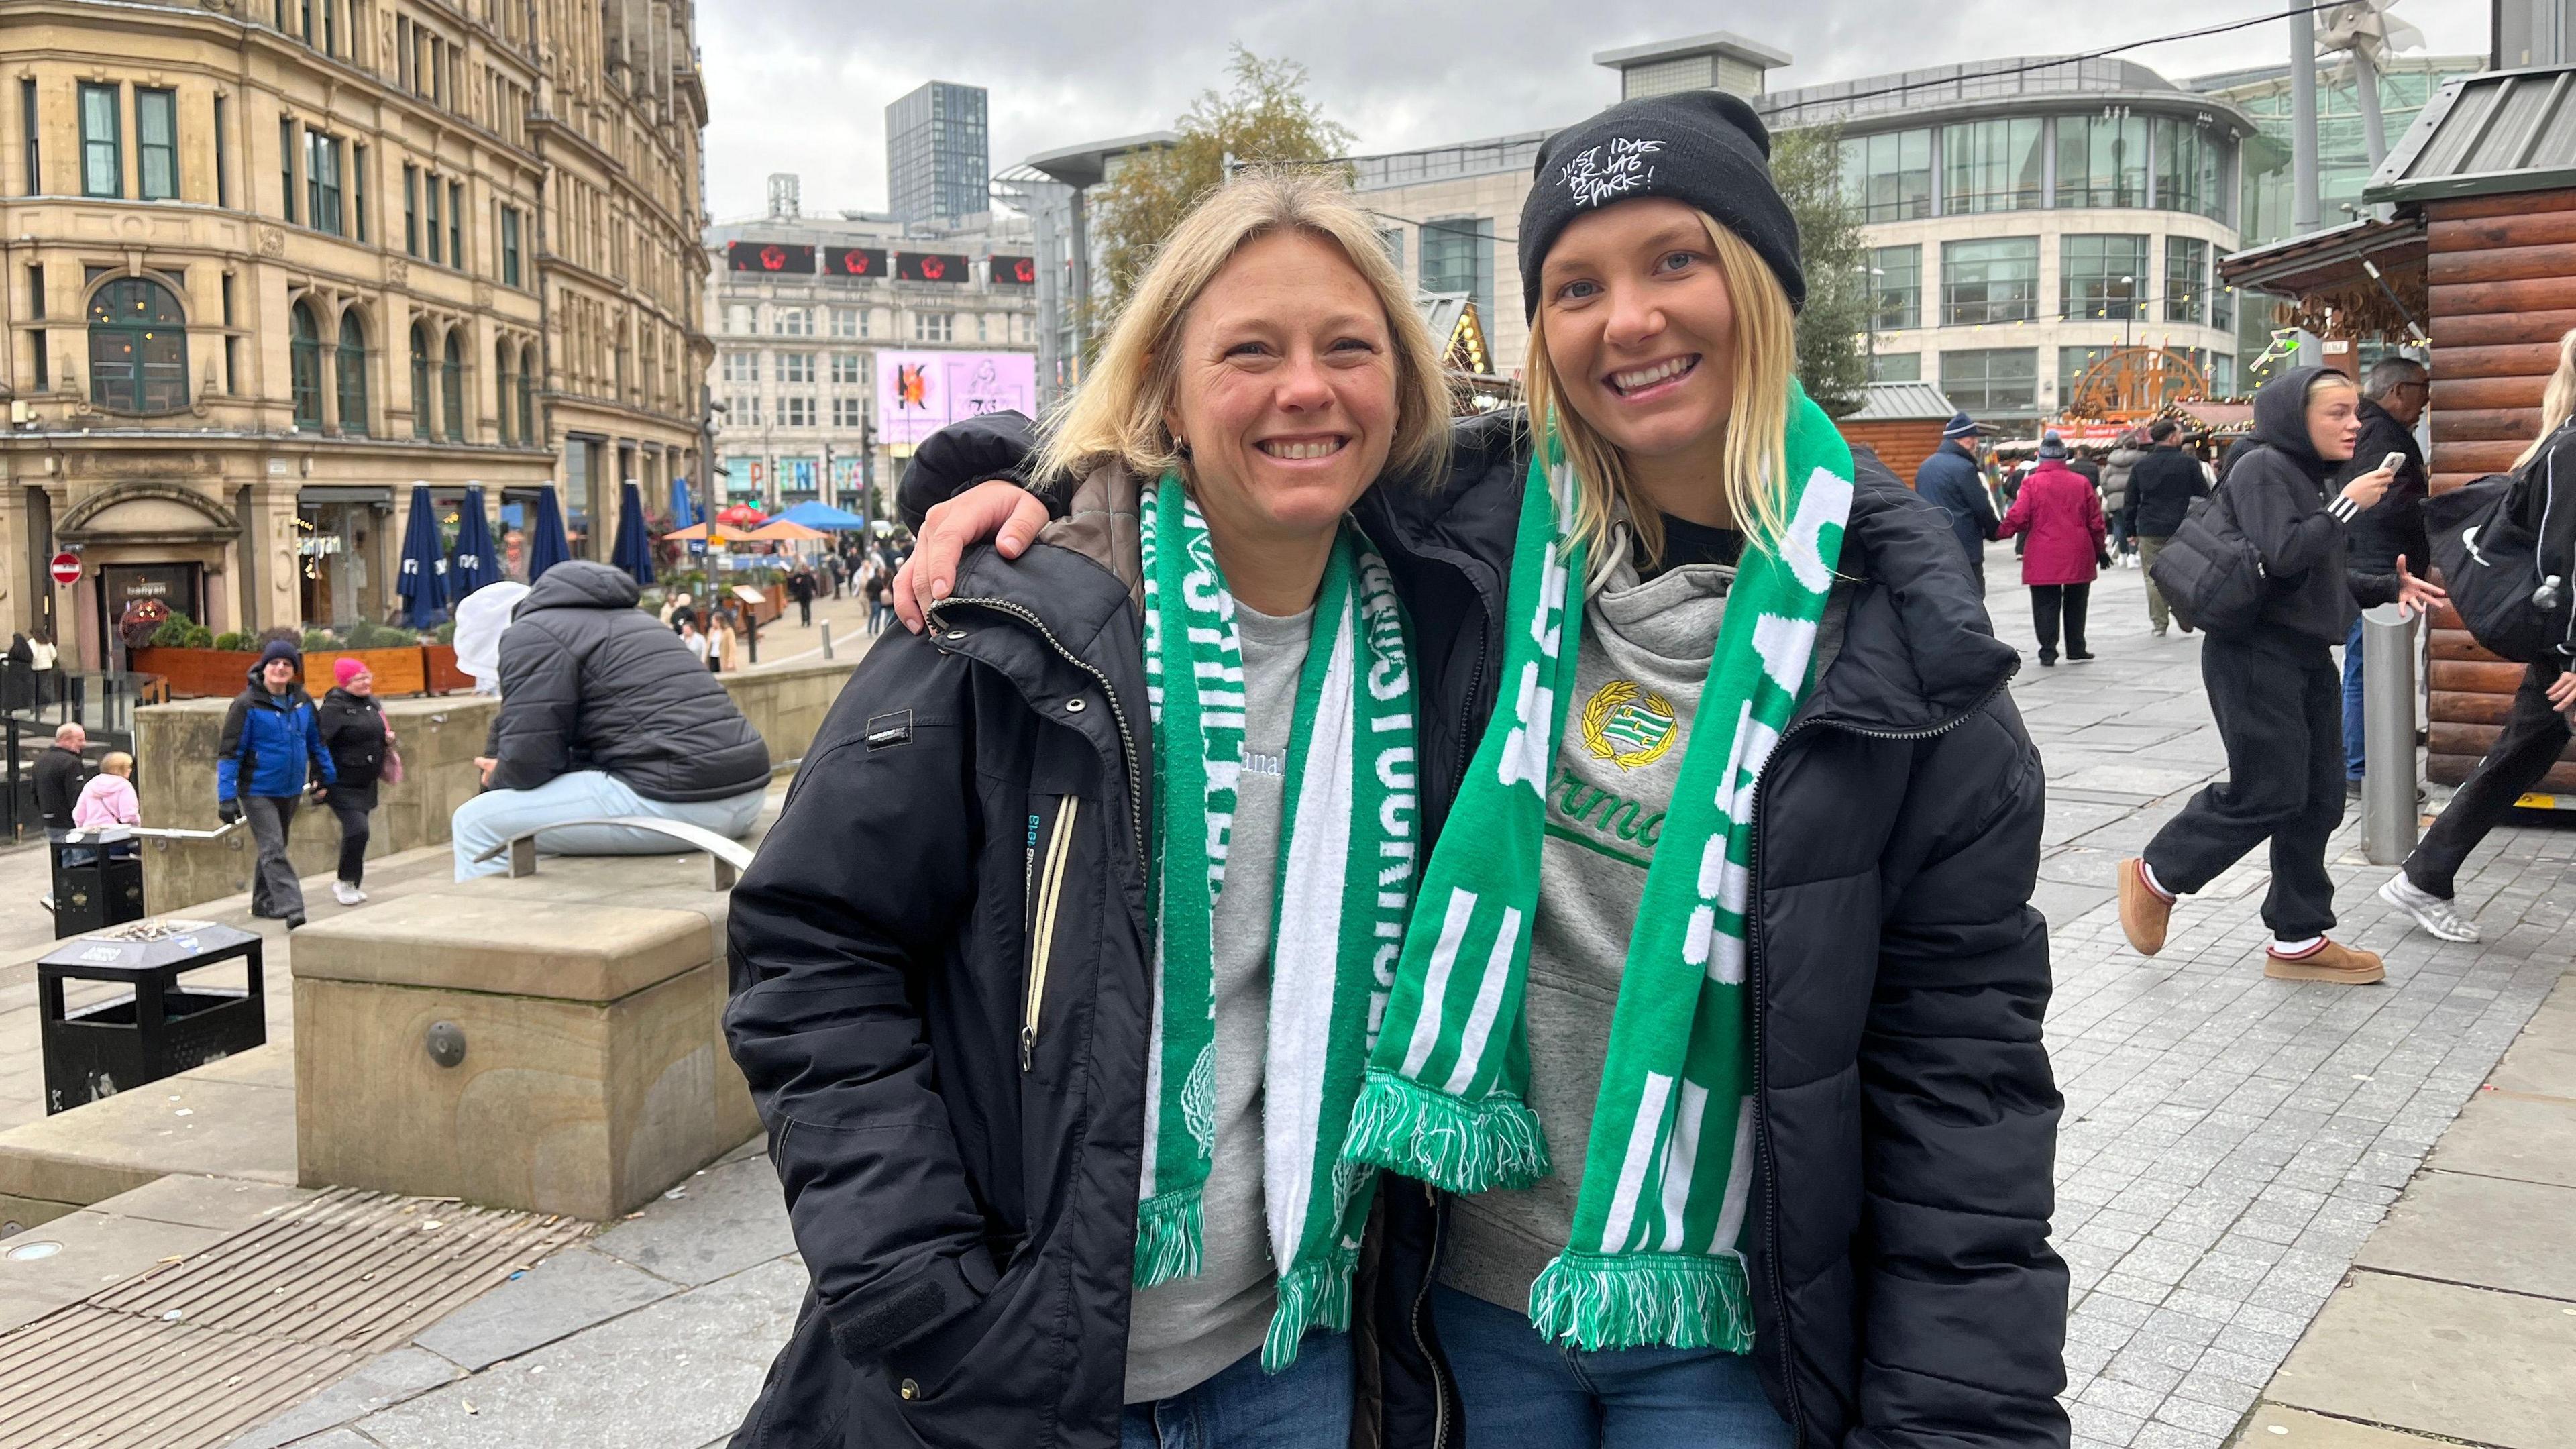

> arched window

[
  {"left": 441, "top": 330, "right": 464, "bottom": 441},
  {"left": 289, "top": 301, "right": 323, "bottom": 431},
  {"left": 494, "top": 337, "right": 515, "bottom": 445},
  {"left": 335, "top": 309, "right": 368, "bottom": 436},
  {"left": 90, "top": 276, "right": 191, "bottom": 413},
  {"left": 516, "top": 342, "right": 536, "bottom": 448},
  {"left": 409, "top": 323, "right": 433, "bottom": 439}
]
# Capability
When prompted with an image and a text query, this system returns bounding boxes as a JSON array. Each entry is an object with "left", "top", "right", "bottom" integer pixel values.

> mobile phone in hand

[{"left": 2379, "top": 451, "right": 2405, "bottom": 474}]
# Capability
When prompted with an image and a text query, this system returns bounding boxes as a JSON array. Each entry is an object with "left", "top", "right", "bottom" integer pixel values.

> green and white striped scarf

[
  {"left": 1136, "top": 474, "right": 1419, "bottom": 1371},
  {"left": 1343, "top": 388, "right": 1853, "bottom": 1351}
]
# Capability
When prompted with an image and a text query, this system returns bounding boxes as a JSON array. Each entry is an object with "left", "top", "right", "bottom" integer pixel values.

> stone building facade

[{"left": 0, "top": 0, "right": 708, "bottom": 667}]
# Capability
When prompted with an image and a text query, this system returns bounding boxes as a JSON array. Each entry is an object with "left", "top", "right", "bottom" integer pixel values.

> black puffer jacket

[
  {"left": 2124, "top": 446, "right": 2210, "bottom": 539},
  {"left": 315, "top": 688, "right": 389, "bottom": 811},
  {"left": 2227, "top": 367, "right": 2402, "bottom": 647},
  {"left": 896, "top": 411, "right": 2069, "bottom": 1449},
  {"left": 2335, "top": 396, "right": 2430, "bottom": 579},
  {"left": 486, "top": 561, "right": 770, "bottom": 799}
]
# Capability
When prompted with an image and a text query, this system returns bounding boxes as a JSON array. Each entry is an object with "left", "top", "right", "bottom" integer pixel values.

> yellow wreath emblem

[{"left": 1578, "top": 679, "right": 1678, "bottom": 771}]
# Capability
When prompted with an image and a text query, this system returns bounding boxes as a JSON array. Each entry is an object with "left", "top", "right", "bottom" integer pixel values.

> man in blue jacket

[
  {"left": 216, "top": 639, "right": 335, "bottom": 927},
  {"left": 1915, "top": 411, "right": 2002, "bottom": 594}
]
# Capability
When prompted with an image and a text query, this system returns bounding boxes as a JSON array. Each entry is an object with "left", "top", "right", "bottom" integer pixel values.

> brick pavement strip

[{"left": 221, "top": 549, "right": 2575, "bottom": 1449}]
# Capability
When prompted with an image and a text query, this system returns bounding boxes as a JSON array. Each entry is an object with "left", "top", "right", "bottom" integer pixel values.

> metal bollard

[
  {"left": 821, "top": 627, "right": 836, "bottom": 660},
  {"left": 2360, "top": 602, "right": 2419, "bottom": 864}
]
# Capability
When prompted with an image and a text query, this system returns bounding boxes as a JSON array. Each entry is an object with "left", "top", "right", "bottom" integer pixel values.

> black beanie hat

[{"left": 1518, "top": 89, "right": 1804, "bottom": 319}]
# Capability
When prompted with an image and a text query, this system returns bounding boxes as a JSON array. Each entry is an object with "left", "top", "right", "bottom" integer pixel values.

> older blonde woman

[{"left": 723, "top": 172, "right": 1456, "bottom": 1449}]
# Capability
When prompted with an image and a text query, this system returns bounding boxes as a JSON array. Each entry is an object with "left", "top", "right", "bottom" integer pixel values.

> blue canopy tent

[
  {"left": 773, "top": 500, "right": 870, "bottom": 531},
  {"left": 394, "top": 485, "right": 447, "bottom": 629},
  {"left": 610, "top": 480, "right": 655, "bottom": 586},
  {"left": 447, "top": 486, "right": 498, "bottom": 602},
  {"left": 528, "top": 486, "right": 572, "bottom": 581}
]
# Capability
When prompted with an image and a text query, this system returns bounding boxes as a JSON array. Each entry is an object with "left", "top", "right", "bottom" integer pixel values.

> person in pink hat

[{"left": 315, "top": 657, "right": 395, "bottom": 906}]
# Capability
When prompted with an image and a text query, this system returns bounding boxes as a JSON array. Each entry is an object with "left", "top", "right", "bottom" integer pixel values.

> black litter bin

[
  {"left": 51, "top": 828, "right": 146, "bottom": 938},
  {"left": 38, "top": 920, "right": 265, "bottom": 1114}
]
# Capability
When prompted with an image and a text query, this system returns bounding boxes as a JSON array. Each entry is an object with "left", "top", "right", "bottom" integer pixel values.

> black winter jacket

[
  {"left": 485, "top": 561, "right": 770, "bottom": 800},
  {"left": 892, "top": 411, "right": 2070, "bottom": 1449},
  {"left": 2123, "top": 446, "right": 2209, "bottom": 538},
  {"left": 315, "top": 688, "right": 389, "bottom": 811},
  {"left": 2335, "top": 396, "right": 2430, "bottom": 579},
  {"left": 2226, "top": 367, "right": 2402, "bottom": 647},
  {"left": 32, "top": 745, "right": 84, "bottom": 832}
]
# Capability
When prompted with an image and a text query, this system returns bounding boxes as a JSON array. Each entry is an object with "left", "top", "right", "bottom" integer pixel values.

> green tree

[
  {"left": 1091, "top": 47, "right": 1356, "bottom": 317},
  {"left": 1771, "top": 125, "right": 1870, "bottom": 419}
]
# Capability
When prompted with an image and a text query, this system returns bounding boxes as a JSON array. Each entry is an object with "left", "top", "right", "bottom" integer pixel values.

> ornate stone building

[{"left": 0, "top": 0, "right": 708, "bottom": 666}]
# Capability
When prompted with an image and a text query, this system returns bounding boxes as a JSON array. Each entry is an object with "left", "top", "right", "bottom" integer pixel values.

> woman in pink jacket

[{"left": 1998, "top": 429, "right": 2110, "bottom": 665}]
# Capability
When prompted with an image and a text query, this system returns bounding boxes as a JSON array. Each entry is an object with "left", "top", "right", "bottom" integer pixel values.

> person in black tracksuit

[
  {"left": 2123, "top": 420, "right": 2210, "bottom": 636},
  {"left": 2121, "top": 367, "right": 2443, "bottom": 982}
]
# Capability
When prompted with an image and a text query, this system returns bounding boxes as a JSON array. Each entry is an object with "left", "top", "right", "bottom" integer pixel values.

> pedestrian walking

[
  {"left": 2336, "top": 357, "right": 2431, "bottom": 790},
  {"left": 892, "top": 91, "right": 2069, "bottom": 1449},
  {"left": 32, "top": 722, "right": 86, "bottom": 836},
  {"left": 786, "top": 564, "right": 816, "bottom": 627},
  {"left": 72, "top": 751, "right": 140, "bottom": 828},
  {"left": 659, "top": 589, "right": 693, "bottom": 631},
  {"left": 215, "top": 640, "right": 335, "bottom": 929},
  {"left": 1999, "top": 429, "right": 2107, "bottom": 665},
  {"left": 680, "top": 613, "right": 711, "bottom": 671},
  {"left": 2125, "top": 419, "right": 2212, "bottom": 636},
  {"left": 2104, "top": 431, "right": 2146, "bottom": 560},
  {"left": 729, "top": 173, "right": 1459, "bottom": 1449},
  {"left": 315, "top": 659, "right": 392, "bottom": 906},
  {"left": 1914, "top": 410, "right": 2002, "bottom": 593},
  {"left": 2381, "top": 329, "right": 2576, "bottom": 943},
  {"left": 2120, "top": 367, "right": 2444, "bottom": 983},
  {"left": 708, "top": 606, "right": 740, "bottom": 673},
  {"left": 861, "top": 561, "right": 891, "bottom": 633},
  {"left": 26, "top": 630, "right": 57, "bottom": 709}
]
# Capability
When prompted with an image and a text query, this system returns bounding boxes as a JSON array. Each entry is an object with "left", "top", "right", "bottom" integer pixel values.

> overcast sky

[{"left": 698, "top": 0, "right": 2489, "bottom": 221}]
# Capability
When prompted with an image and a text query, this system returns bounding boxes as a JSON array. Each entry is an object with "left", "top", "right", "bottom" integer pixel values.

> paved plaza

[{"left": 4, "top": 543, "right": 2569, "bottom": 1449}]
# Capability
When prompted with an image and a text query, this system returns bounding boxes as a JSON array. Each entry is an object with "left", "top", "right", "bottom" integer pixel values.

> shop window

[
  {"left": 89, "top": 276, "right": 191, "bottom": 413},
  {"left": 335, "top": 309, "right": 368, "bottom": 435},
  {"left": 290, "top": 300, "right": 324, "bottom": 430}
]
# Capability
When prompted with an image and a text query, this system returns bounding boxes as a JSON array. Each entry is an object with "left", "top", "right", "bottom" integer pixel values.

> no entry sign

[{"left": 48, "top": 553, "right": 80, "bottom": 586}]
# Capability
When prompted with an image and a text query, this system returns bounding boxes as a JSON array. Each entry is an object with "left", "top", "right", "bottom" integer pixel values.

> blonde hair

[
  {"left": 1523, "top": 213, "right": 1798, "bottom": 578},
  {"left": 1034, "top": 170, "right": 1452, "bottom": 490},
  {"left": 2513, "top": 327, "right": 2576, "bottom": 472},
  {"left": 101, "top": 751, "right": 134, "bottom": 777}
]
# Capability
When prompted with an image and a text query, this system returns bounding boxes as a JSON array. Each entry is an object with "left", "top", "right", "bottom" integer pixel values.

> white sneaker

[
  {"left": 2377, "top": 874, "right": 2478, "bottom": 943},
  {"left": 331, "top": 881, "right": 367, "bottom": 907}
]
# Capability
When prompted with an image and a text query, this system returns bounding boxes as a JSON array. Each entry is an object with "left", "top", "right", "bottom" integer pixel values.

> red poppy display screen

[
  {"left": 727, "top": 241, "right": 815, "bottom": 274},
  {"left": 989, "top": 254, "right": 1036, "bottom": 286},
  {"left": 824, "top": 246, "right": 888, "bottom": 278},
  {"left": 896, "top": 252, "right": 970, "bottom": 284}
]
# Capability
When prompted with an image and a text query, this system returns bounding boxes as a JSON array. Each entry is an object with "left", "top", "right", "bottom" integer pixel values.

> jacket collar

[
  {"left": 1797, "top": 468, "right": 2020, "bottom": 735},
  {"left": 934, "top": 460, "right": 1144, "bottom": 670}
]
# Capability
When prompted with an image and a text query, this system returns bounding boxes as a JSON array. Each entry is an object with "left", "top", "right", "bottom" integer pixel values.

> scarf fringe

[
  {"left": 1339, "top": 1069, "right": 1552, "bottom": 1194},
  {"left": 1260, "top": 1246, "right": 1358, "bottom": 1373},
  {"left": 1132, "top": 1189, "right": 1204, "bottom": 1289},
  {"left": 1527, "top": 1248, "right": 1756, "bottom": 1354}
]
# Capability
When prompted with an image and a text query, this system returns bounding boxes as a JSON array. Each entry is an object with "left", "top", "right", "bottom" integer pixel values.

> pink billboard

[{"left": 877, "top": 350, "right": 1038, "bottom": 446}]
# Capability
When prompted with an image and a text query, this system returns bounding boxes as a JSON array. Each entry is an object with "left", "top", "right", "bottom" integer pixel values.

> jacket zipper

[
  {"left": 1742, "top": 673, "right": 2012, "bottom": 1444},
  {"left": 1409, "top": 1179, "right": 1451, "bottom": 1449},
  {"left": 926, "top": 594, "right": 1146, "bottom": 856},
  {"left": 1021, "top": 795, "right": 1079, "bottom": 1071}
]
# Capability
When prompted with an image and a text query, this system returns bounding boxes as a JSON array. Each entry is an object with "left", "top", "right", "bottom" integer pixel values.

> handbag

[
  {"left": 2428, "top": 455, "right": 2574, "bottom": 663},
  {"left": 378, "top": 718, "right": 404, "bottom": 787},
  {"left": 2148, "top": 478, "right": 2270, "bottom": 637}
]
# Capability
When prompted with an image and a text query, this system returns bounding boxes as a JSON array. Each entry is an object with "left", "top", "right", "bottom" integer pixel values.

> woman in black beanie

[{"left": 894, "top": 91, "right": 2068, "bottom": 1449}]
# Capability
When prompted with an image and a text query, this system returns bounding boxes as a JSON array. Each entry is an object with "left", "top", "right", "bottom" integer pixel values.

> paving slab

[
  {"left": 411, "top": 1245, "right": 680, "bottom": 1371},
  {"left": 0, "top": 1205, "right": 227, "bottom": 1330},
  {"left": 222, "top": 1346, "right": 466, "bottom": 1449},
  {"left": 2422, "top": 1090, "right": 2576, "bottom": 1189},
  {"left": 2485, "top": 991, "right": 2576, "bottom": 1099},
  {"left": 588, "top": 1152, "right": 796, "bottom": 1287},
  {"left": 0, "top": 1059, "right": 295, "bottom": 1208},
  {"left": 2351, "top": 1169, "right": 2576, "bottom": 1301},
  {"left": 2265, "top": 1270, "right": 2576, "bottom": 1449},
  {"left": 83, "top": 1171, "right": 316, "bottom": 1232},
  {"left": 2229, "top": 1404, "right": 2455, "bottom": 1448}
]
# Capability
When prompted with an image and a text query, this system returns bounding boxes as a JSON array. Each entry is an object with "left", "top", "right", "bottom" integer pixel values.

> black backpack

[
  {"left": 2148, "top": 478, "right": 2271, "bottom": 637},
  {"left": 2427, "top": 451, "right": 2574, "bottom": 663}
]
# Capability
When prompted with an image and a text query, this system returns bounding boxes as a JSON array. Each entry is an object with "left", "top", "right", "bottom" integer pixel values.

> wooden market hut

[
  {"left": 2220, "top": 62, "right": 2576, "bottom": 798},
  {"left": 1837, "top": 381, "right": 1960, "bottom": 486}
]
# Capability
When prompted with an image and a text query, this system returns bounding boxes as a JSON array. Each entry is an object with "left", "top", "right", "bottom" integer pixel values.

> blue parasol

[
  {"left": 448, "top": 486, "right": 498, "bottom": 601},
  {"left": 669, "top": 476, "right": 698, "bottom": 531},
  {"left": 528, "top": 486, "right": 572, "bottom": 581},
  {"left": 773, "top": 500, "right": 871, "bottom": 531},
  {"left": 610, "top": 480, "right": 655, "bottom": 585},
  {"left": 394, "top": 484, "right": 447, "bottom": 629}
]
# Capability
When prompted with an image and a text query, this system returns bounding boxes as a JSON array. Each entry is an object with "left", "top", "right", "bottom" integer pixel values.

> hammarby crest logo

[{"left": 1578, "top": 679, "right": 1677, "bottom": 770}]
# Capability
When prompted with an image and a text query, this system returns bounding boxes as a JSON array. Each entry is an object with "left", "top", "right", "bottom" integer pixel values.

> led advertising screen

[
  {"left": 877, "top": 350, "right": 1038, "bottom": 446},
  {"left": 825, "top": 246, "right": 887, "bottom": 278},
  {"left": 727, "top": 241, "right": 816, "bottom": 274},
  {"left": 896, "top": 252, "right": 969, "bottom": 283},
  {"left": 989, "top": 254, "right": 1036, "bottom": 286}
]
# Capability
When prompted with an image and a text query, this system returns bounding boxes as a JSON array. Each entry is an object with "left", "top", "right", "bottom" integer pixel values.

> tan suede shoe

[
  {"left": 2263, "top": 938, "right": 2385, "bottom": 985},
  {"left": 2118, "top": 858, "right": 2171, "bottom": 956}
]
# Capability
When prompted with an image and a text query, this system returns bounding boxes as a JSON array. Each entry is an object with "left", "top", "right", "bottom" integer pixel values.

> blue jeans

[
  {"left": 451, "top": 769, "right": 767, "bottom": 880},
  {"left": 1121, "top": 1332, "right": 1351, "bottom": 1449},
  {"left": 1432, "top": 1285, "right": 1792, "bottom": 1449},
  {"left": 2342, "top": 616, "right": 2368, "bottom": 780}
]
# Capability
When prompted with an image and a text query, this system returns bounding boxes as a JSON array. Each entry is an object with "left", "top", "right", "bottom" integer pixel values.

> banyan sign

[
  {"left": 876, "top": 350, "right": 1037, "bottom": 446},
  {"left": 726, "top": 241, "right": 816, "bottom": 274},
  {"left": 895, "top": 252, "right": 969, "bottom": 284}
]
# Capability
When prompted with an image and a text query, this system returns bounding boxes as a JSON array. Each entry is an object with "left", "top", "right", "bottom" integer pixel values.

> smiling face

[
  {"left": 261, "top": 658, "right": 297, "bottom": 693},
  {"left": 345, "top": 667, "right": 374, "bottom": 696},
  {"left": 1536, "top": 198, "right": 1739, "bottom": 466},
  {"left": 1160, "top": 229, "right": 1399, "bottom": 555},
  {"left": 2306, "top": 378, "right": 2363, "bottom": 462}
]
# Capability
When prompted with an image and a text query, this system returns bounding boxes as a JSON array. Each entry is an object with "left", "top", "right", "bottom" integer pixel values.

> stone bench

[{"left": 289, "top": 876, "right": 757, "bottom": 1220}]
